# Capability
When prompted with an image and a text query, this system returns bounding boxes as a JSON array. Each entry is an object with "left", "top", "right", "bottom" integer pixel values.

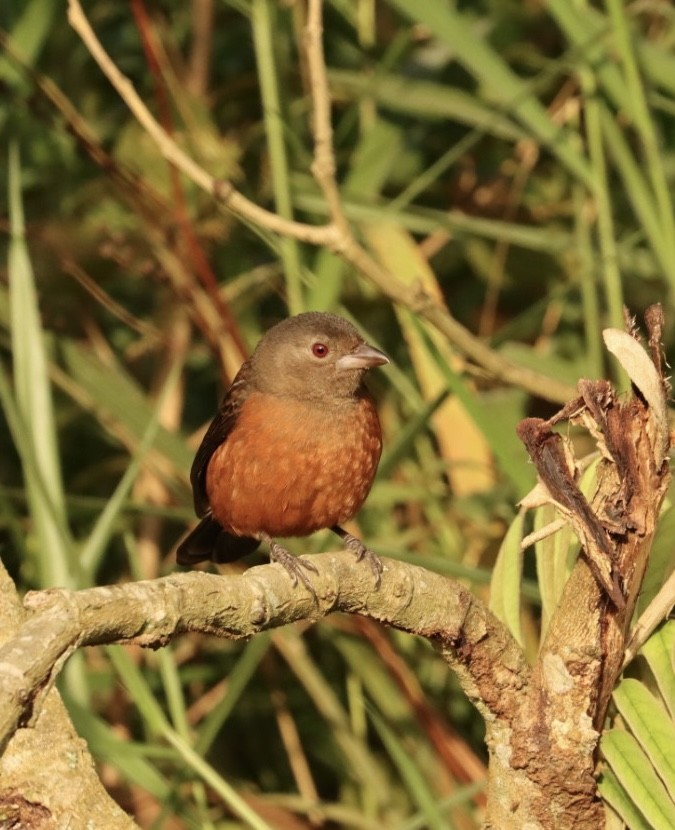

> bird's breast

[{"left": 206, "top": 392, "right": 382, "bottom": 538}]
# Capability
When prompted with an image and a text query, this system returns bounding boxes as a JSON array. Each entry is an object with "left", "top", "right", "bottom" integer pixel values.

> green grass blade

[
  {"left": 580, "top": 69, "right": 624, "bottom": 331},
  {"left": 600, "top": 107, "right": 674, "bottom": 294},
  {"left": 78, "top": 360, "right": 182, "bottom": 580},
  {"left": 328, "top": 68, "right": 525, "bottom": 141},
  {"left": 195, "top": 633, "right": 272, "bottom": 755},
  {"left": 163, "top": 729, "right": 275, "bottom": 830},
  {"left": 294, "top": 186, "right": 573, "bottom": 252},
  {"left": 108, "top": 645, "right": 274, "bottom": 830},
  {"left": 603, "top": 0, "right": 675, "bottom": 257},
  {"left": 251, "top": 0, "right": 303, "bottom": 313},
  {"left": 368, "top": 708, "right": 452, "bottom": 830},
  {"left": 7, "top": 142, "right": 75, "bottom": 588},
  {"left": 572, "top": 183, "right": 604, "bottom": 379},
  {"left": 309, "top": 119, "right": 405, "bottom": 309},
  {"left": 157, "top": 647, "right": 191, "bottom": 740},
  {"left": 59, "top": 338, "right": 192, "bottom": 473},
  {"left": 69, "top": 703, "right": 173, "bottom": 798},
  {"left": 384, "top": 0, "right": 592, "bottom": 186},
  {"left": 398, "top": 782, "right": 485, "bottom": 830}
]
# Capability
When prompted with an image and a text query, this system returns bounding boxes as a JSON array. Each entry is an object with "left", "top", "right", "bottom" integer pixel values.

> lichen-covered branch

[
  {"left": 0, "top": 562, "right": 139, "bottom": 830},
  {"left": 0, "top": 551, "right": 528, "bottom": 756}
]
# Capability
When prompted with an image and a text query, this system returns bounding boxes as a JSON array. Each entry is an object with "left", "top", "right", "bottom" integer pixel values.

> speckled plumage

[
  {"left": 177, "top": 312, "right": 388, "bottom": 592},
  {"left": 206, "top": 390, "right": 382, "bottom": 537}
]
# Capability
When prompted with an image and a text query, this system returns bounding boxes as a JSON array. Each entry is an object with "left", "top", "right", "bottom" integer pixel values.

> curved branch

[
  {"left": 66, "top": 0, "right": 339, "bottom": 248},
  {"left": 65, "top": 0, "right": 575, "bottom": 404},
  {"left": 0, "top": 552, "right": 529, "bottom": 754},
  {"left": 0, "top": 563, "right": 140, "bottom": 829}
]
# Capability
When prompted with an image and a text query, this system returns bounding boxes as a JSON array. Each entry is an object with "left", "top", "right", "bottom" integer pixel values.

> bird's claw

[
  {"left": 269, "top": 543, "right": 319, "bottom": 600},
  {"left": 340, "top": 532, "right": 383, "bottom": 589}
]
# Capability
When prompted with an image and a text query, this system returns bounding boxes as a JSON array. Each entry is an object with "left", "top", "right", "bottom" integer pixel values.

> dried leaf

[{"left": 603, "top": 328, "right": 669, "bottom": 465}]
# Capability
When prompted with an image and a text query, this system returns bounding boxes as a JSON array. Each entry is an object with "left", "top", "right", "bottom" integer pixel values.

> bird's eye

[{"left": 311, "top": 342, "right": 329, "bottom": 358}]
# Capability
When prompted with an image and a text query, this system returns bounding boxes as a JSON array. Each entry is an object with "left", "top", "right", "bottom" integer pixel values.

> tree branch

[
  {"left": 497, "top": 305, "right": 672, "bottom": 829},
  {"left": 66, "top": 0, "right": 339, "bottom": 248},
  {"left": 0, "top": 552, "right": 528, "bottom": 754},
  {"left": 64, "top": 0, "right": 576, "bottom": 404},
  {"left": 0, "top": 562, "right": 139, "bottom": 829}
]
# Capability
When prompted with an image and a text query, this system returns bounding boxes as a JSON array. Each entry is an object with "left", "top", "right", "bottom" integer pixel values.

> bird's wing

[{"left": 190, "top": 359, "right": 253, "bottom": 517}]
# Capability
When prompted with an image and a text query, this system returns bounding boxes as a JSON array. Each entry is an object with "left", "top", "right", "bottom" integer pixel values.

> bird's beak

[{"left": 335, "top": 342, "right": 390, "bottom": 371}]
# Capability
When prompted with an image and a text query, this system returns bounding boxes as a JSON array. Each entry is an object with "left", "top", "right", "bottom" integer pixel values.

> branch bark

[
  {"left": 0, "top": 552, "right": 527, "bottom": 757},
  {"left": 499, "top": 305, "right": 671, "bottom": 829},
  {"left": 0, "top": 561, "right": 139, "bottom": 830}
]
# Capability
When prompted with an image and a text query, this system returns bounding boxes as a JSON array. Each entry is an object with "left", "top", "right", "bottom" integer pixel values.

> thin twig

[
  {"left": 305, "top": 0, "right": 350, "bottom": 236},
  {"left": 300, "top": 0, "right": 575, "bottom": 401},
  {"left": 67, "top": 0, "right": 338, "bottom": 247},
  {"left": 64, "top": 0, "right": 577, "bottom": 403}
]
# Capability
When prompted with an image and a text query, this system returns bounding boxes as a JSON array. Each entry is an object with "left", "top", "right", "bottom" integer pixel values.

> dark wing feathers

[
  {"left": 178, "top": 360, "right": 259, "bottom": 566},
  {"left": 190, "top": 361, "right": 253, "bottom": 517}
]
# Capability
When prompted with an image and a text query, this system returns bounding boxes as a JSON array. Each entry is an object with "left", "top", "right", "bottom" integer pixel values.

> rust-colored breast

[{"left": 205, "top": 392, "right": 382, "bottom": 539}]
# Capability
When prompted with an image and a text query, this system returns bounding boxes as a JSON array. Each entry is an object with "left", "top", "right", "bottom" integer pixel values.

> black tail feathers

[{"left": 176, "top": 516, "right": 260, "bottom": 566}]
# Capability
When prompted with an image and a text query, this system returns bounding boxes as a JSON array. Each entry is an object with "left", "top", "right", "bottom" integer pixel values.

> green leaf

[
  {"left": 534, "top": 503, "right": 577, "bottom": 636},
  {"left": 0, "top": 0, "right": 57, "bottom": 87},
  {"left": 384, "top": 0, "right": 592, "bottom": 186},
  {"left": 613, "top": 679, "right": 675, "bottom": 798},
  {"left": 641, "top": 621, "right": 675, "bottom": 719},
  {"left": 601, "top": 730, "right": 675, "bottom": 830},
  {"left": 599, "top": 766, "right": 655, "bottom": 830},
  {"left": 412, "top": 319, "right": 532, "bottom": 496},
  {"left": 490, "top": 509, "right": 525, "bottom": 646},
  {"left": 7, "top": 142, "right": 75, "bottom": 588},
  {"left": 639, "top": 505, "right": 675, "bottom": 615}
]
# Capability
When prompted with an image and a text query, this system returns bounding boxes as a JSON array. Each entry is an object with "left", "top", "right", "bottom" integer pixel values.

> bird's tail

[{"left": 176, "top": 516, "right": 260, "bottom": 565}]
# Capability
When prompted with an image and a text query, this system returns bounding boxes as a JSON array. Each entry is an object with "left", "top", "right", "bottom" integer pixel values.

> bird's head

[{"left": 250, "top": 312, "right": 389, "bottom": 403}]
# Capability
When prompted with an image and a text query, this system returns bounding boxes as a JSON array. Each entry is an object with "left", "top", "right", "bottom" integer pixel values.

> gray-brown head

[{"left": 249, "top": 312, "right": 389, "bottom": 403}]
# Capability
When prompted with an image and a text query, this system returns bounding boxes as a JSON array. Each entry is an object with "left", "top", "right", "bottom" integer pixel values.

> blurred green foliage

[{"left": 1, "top": 0, "right": 675, "bottom": 827}]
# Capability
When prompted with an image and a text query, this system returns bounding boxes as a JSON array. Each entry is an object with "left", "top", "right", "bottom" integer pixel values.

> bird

[{"left": 176, "top": 311, "right": 389, "bottom": 596}]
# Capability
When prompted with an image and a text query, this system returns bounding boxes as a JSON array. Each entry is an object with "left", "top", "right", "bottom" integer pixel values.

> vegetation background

[{"left": 1, "top": 0, "right": 674, "bottom": 828}]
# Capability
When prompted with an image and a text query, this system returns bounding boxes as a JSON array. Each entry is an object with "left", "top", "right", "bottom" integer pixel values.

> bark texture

[{"left": 486, "top": 306, "right": 671, "bottom": 829}]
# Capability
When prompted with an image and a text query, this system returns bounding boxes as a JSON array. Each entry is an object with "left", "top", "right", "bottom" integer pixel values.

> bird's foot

[
  {"left": 267, "top": 540, "right": 319, "bottom": 599},
  {"left": 334, "top": 528, "right": 383, "bottom": 589}
]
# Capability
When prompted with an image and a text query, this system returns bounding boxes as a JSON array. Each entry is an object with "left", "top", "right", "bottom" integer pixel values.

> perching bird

[{"left": 176, "top": 312, "right": 389, "bottom": 594}]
